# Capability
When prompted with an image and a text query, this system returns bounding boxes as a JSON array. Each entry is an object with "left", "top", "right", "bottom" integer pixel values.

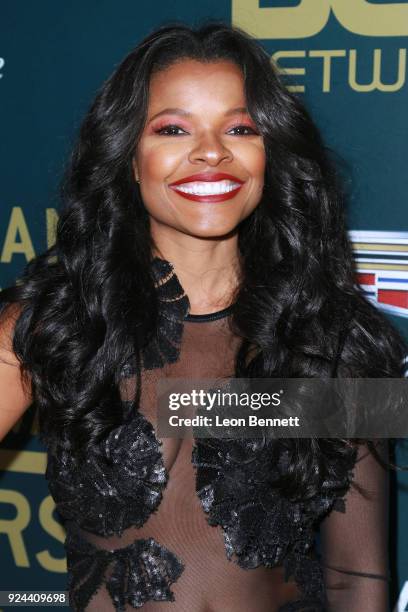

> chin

[{"left": 181, "top": 224, "right": 239, "bottom": 240}]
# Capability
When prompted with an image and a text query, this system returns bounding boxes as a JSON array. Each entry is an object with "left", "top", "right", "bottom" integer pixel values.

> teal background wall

[{"left": 1, "top": 1, "right": 407, "bottom": 610}]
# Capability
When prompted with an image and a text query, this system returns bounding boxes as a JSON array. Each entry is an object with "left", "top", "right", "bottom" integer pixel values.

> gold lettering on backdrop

[
  {"left": 349, "top": 48, "right": 407, "bottom": 92},
  {"left": 36, "top": 496, "right": 66, "bottom": 572},
  {"left": 232, "top": 0, "right": 408, "bottom": 39},
  {"left": 46, "top": 208, "right": 58, "bottom": 248},
  {"left": 0, "top": 449, "right": 46, "bottom": 474},
  {"left": 232, "top": 0, "right": 329, "bottom": 39},
  {"left": 0, "top": 485, "right": 67, "bottom": 572},
  {"left": 0, "top": 207, "right": 35, "bottom": 263},
  {"left": 271, "top": 51, "right": 306, "bottom": 92},
  {"left": 272, "top": 49, "right": 406, "bottom": 93},
  {"left": 0, "top": 489, "right": 30, "bottom": 567},
  {"left": 331, "top": 0, "right": 408, "bottom": 37},
  {"left": 309, "top": 50, "right": 347, "bottom": 93}
]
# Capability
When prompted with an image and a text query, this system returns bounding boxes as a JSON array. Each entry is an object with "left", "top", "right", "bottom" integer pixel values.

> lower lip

[{"left": 169, "top": 184, "right": 243, "bottom": 202}]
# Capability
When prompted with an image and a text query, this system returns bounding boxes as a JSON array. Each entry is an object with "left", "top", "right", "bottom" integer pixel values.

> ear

[{"left": 132, "top": 157, "right": 139, "bottom": 182}]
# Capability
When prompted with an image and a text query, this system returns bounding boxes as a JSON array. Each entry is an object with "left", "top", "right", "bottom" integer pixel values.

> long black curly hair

[{"left": 1, "top": 22, "right": 406, "bottom": 497}]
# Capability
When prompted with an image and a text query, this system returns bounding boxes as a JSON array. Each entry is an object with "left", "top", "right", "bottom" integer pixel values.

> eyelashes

[
  {"left": 152, "top": 123, "right": 259, "bottom": 136},
  {"left": 228, "top": 125, "right": 259, "bottom": 136},
  {"left": 154, "top": 124, "right": 187, "bottom": 136}
]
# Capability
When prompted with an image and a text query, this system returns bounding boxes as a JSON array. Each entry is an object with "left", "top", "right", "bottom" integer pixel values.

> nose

[{"left": 188, "top": 131, "right": 233, "bottom": 166}]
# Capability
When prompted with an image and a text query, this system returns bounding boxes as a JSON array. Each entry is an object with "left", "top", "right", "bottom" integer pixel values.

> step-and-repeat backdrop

[{"left": 1, "top": 1, "right": 407, "bottom": 610}]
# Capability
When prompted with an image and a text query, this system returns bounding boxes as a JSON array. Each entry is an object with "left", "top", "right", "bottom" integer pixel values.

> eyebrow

[{"left": 148, "top": 106, "right": 249, "bottom": 123}]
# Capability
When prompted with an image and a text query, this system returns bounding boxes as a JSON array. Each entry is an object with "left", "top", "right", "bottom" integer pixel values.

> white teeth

[{"left": 172, "top": 180, "right": 241, "bottom": 195}]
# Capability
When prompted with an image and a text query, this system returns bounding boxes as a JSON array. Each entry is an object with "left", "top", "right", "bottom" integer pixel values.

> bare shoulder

[
  {"left": 0, "top": 302, "right": 24, "bottom": 365},
  {"left": 0, "top": 302, "right": 33, "bottom": 440}
]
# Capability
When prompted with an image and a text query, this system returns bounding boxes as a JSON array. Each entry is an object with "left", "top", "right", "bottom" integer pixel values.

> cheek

[
  {"left": 256, "top": 151, "right": 266, "bottom": 178},
  {"left": 137, "top": 143, "right": 182, "bottom": 184},
  {"left": 252, "top": 149, "right": 266, "bottom": 179},
  {"left": 235, "top": 143, "right": 266, "bottom": 180}
]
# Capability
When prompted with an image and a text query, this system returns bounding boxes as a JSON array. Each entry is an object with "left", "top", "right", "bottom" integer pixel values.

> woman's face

[{"left": 133, "top": 59, "right": 265, "bottom": 240}]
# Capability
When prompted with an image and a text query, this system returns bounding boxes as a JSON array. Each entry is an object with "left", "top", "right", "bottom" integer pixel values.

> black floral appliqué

[
  {"left": 192, "top": 435, "right": 357, "bottom": 607},
  {"left": 120, "top": 257, "right": 190, "bottom": 376},
  {"left": 65, "top": 525, "right": 184, "bottom": 611},
  {"left": 45, "top": 411, "right": 168, "bottom": 536},
  {"left": 141, "top": 257, "right": 190, "bottom": 370}
]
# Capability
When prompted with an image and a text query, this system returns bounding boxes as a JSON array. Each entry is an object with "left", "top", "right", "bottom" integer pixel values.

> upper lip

[{"left": 169, "top": 172, "right": 244, "bottom": 186}]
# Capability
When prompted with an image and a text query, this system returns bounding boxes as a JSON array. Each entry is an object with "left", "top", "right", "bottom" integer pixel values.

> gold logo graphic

[
  {"left": 271, "top": 48, "right": 406, "bottom": 93},
  {"left": 232, "top": 0, "right": 408, "bottom": 38}
]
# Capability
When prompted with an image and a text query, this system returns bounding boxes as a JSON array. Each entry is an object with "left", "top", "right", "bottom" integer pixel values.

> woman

[{"left": 0, "top": 22, "right": 405, "bottom": 612}]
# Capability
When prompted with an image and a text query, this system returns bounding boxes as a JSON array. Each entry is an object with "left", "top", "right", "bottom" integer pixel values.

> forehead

[{"left": 147, "top": 60, "right": 246, "bottom": 113}]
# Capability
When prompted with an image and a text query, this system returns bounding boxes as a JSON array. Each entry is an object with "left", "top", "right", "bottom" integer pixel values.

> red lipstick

[{"left": 168, "top": 172, "right": 244, "bottom": 203}]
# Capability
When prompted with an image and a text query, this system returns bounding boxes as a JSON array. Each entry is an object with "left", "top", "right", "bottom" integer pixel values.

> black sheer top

[{"left": 44, "top": 258, "right": 389, "bottom": 611}]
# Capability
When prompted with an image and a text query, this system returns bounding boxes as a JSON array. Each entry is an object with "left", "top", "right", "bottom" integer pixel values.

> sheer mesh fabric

[
  {"left": 320, "top": 440, "right": 389, "bottom": 611},
  {"left": 46, "top": 310, "right": 389, "bottom": 611},
  {"left": 65, "top": 315, "right": 303, "bottom": 611}
]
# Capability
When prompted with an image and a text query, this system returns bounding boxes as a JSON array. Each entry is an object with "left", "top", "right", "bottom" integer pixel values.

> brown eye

[
  {"left": 227, "top": 125, "right": 259, "bottom": 136},
  {"left": 155, "top": 124, "right": 188, "bottom": 136}
]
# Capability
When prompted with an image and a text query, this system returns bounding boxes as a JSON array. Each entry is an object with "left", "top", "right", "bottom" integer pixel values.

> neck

[{"left": 151, "top": 228, "right": 242, "bottom": 315}]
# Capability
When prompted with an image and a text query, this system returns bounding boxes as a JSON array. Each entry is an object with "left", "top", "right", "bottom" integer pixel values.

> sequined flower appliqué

[
  {"left": 66, "top": 526, "right": 184, "bottom": 611},
  {"left": 46, "top": 411, "right": 168, "bottom": 536},
  {"left": 192, "top": 436, "right": 357, "bottom": 605}
]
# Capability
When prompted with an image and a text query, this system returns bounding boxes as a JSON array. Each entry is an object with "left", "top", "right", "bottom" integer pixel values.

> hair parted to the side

[{"left": 1, "top": 22, "right": 406, "bottom": 496}]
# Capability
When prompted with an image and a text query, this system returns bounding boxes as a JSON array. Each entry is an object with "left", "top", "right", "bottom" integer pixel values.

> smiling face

[{"left": 132, "top": 59, "right": 266, "bottom": 242}]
